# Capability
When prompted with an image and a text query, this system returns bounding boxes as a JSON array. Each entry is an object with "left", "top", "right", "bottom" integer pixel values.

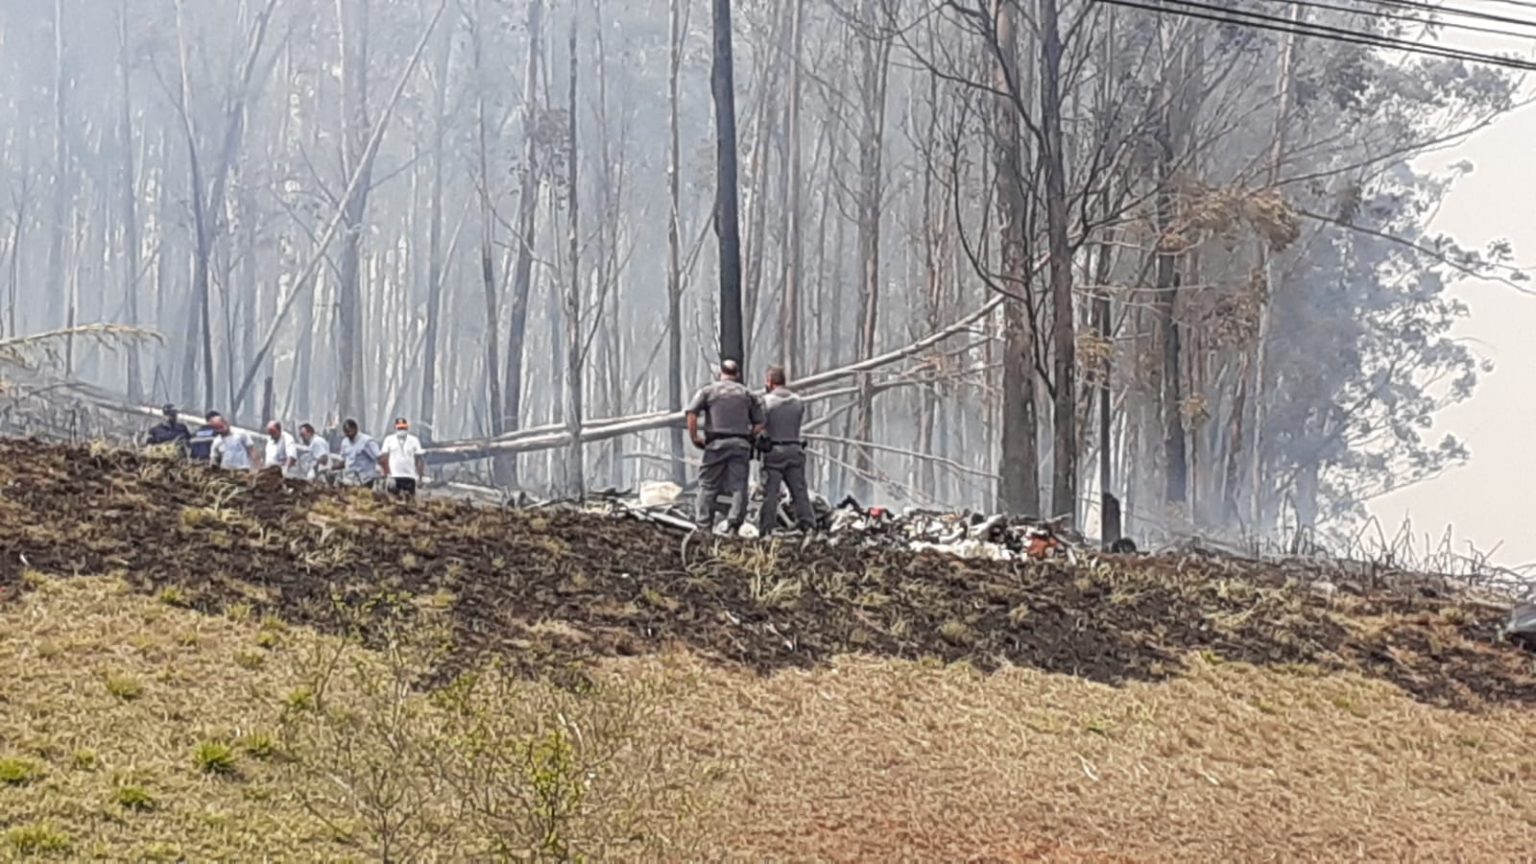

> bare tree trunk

[
  {"left": 1248, "top": 5, "right": 1302, "bottom": 530},
  {"left": 469, "top": 2, "right": 506, "bottom": 482},
  {"left": 711, "top": 0, "right": 744, "bottom": 367},
  {"left": 1094, "top": 230, "right": 1114, "bottom": 536},
  {"left": 46, "top": 0, "right": 69, "bottom": 333},
  {"left": 666, "top": 0, "right": 688, "bottom": 485},
  {"left": 1040, "top": 0, "right": 1075, "bottom": 522},
  {"left": 563, "top": 14, "right": 584, "bottom": 496},
  {"left": 781, "top": 0, "right": 805, "bottom": 382},
  {"left": 993, "top": 0, "right": 1039, "bottom": 516},
  {"left": 117, "top": 0, "right": 142, "bottom": 399},
  {"left": 504, "top": 0, "right": 546, "bottom": 488},
  {"left": 334, "top": 0, "right": 375, "bottom": 425},
  {"left": 4, "top": 185, "right": 24, "bottom": 340},
  {"left": 420, "top": 14, "right": 455, "bottom": 436},
  {"left": 852, "top": 2, "right": 890, "bottom": 502},
  {"left": 172, "top": 3, "right": 214, "bottom": 406}
]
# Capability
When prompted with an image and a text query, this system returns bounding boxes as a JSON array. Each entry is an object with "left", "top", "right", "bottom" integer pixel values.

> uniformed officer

[
  {"left": 686, "top": 359, "right": 764, "bottom": 532},
  {"left": 755, "top": 365, "right": 817, "bottom": 537}
]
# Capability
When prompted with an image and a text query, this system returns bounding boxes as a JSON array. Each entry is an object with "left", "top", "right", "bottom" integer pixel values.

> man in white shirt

[
  {"left": 263, "top": 422, "right": 298, "bottom": 474},
  {"left": 379, "top": 417, "right": 426, "bottom": 499},
  {"left": 295, "top": 423, "right": 332, "bottom": 481},
  {"left": 338, "top": 419, "right": 381, "bottom": 488},
  {"left": 209, "top": 418, "right": 258, "bottom": 472}
]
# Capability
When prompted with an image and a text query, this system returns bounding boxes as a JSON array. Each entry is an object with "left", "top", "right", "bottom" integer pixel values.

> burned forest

[
  {"left": 3, "top": 1, "right": 1536, "bottom": 860},
  {"left": 0, "top": 0, "right": 1520, "bottom": 542}
]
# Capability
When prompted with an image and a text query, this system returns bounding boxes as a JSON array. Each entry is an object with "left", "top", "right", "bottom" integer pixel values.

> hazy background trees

[{"left": 0, "top": 0, "right": 1514, "bottom": 544}]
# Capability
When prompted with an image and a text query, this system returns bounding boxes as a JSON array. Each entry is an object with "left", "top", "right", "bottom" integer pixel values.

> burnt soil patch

[{"left": 0, "top": 440, "right": 1530, "bottom": 708}]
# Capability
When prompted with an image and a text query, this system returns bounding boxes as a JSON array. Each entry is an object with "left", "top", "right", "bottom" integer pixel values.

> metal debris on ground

[{"left": 570, "top": 484, "right": 1088, "bottom": 564}]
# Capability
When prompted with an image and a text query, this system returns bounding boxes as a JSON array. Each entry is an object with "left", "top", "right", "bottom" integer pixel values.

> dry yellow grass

[
  {"left": 608, "top": 652, "right": 1536, "bottom": 862},
  {"left": 0, "top": 574, "right": 345, "bottom": 861},
  {"left": 0, "top": 576, "right": 706, "bottom": 862},
  {"left": 3, "top": 575, "right": 1534, "bottom": 862}
]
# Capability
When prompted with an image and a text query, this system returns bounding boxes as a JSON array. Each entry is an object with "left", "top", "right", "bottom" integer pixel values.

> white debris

[
  {"left": 638, "top": 480, "right": 683, "bottom": 508},
  {"left": 909, "top": 539, "right": 1015, "bottom": 561}
]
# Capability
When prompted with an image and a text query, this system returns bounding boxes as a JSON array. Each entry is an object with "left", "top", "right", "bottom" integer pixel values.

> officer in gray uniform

[
  {"left": 756, "top": 365, "right": 817, "bottom": 537},
  {"left": 686, "top": 359, "right": 764, "bottom": 532}
]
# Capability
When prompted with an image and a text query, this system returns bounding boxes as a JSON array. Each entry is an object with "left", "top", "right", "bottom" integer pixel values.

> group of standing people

[
  {"left": 146, "top": 406, "right": 426, "bottom": 498},
  {"left": 686, "top": 360, "right": 817, "bottom": 537},
  {"left": 142, "top": 359, "right": 813, "bottom": 526}
]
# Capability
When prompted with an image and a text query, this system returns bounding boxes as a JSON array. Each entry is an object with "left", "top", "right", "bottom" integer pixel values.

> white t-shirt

[
  {"left": 380, "top": 433, "right": 424, "bottom": 480},
  {"left": 297, "top": 436, "right": 331, "bottom": 479},
  {"left": 211, "top": 432, "right": 255, "bottom": 471},
  {"left": 264, "top": 431, "right": 297, "bottom": 471}
]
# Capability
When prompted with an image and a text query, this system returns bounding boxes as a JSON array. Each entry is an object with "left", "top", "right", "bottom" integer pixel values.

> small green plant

[
  {"left": 5, "top": 823, "right": 71, "bottom": 856},
  {"left": 70, "top": 749, "right": 97, "bottom": 770},
  {"left": 254, "top": 630, "right": 280, "bottom": 649},
  {"left": 193, "top": 742, "right": 238, "bottom": 776},
  {"left": 233, "top": 651, "right": 265, "bottom": 670},
  {"left": 157, "top": 586, "right": 190, "bottom": 608},
  {"left": 285, "top": 686, "right": 316, "bottom": 712},
  {"left": 115, "top": 785, "right": 157, "bottom": 812},
  {"left": 105, "top": 673, "right": 145, "bottom": 701},
  {"left": 0, "top": 758, "right": 44, "bottom": 786},
  {"left": 239, "top": 733, "right": 278, "bottom": 760},
  {"left": 226, "top": 601, "right": 254, "bottom": 622}
]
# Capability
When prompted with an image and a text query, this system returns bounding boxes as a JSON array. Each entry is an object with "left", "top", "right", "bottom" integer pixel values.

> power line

[
  {"left": 1255, "top": 0, "right": 1536, "bottom": 38},
  {"left": 1095, "top": 0, "right": 1536, "bottom": 71},
  {"left": 1350, "top": 0, "right": 1536, "bottom": 31},
  {"left": 1153, "top": 0, "right": 1536, "bottom": 55}
]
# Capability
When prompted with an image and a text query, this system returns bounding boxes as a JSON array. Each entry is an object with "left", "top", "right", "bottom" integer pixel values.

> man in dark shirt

[
  {"left": 756, "top": 365, "right": 817, "bottom": 536},
  {"left": 145, "top": 404, "right": 191, "bottom": 451},
  {"left": 187, "top": 411, "right": 222, "bottom": 463},
  {"left": 686, "top": 359, "right": 764, "bottom": 533}
]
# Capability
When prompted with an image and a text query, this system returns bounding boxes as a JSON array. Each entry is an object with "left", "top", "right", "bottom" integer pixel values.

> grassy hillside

[{"left": 0, "top": 441, "right": 1533, "bottom": 861}]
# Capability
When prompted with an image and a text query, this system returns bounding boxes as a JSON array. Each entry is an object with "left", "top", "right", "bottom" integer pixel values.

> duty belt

[
  {"left": 768, "top": 440, "right": 806, "bottom": 448},
  {"left": 704, "top": 431, "right": 753, "bottom": 444}
]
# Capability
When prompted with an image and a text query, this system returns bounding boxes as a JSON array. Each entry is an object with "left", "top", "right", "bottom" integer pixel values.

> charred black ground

[{"left": 0, "top": 439, "right": 1530, "bottom": 708}]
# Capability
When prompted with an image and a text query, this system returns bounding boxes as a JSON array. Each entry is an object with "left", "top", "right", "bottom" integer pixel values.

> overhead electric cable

[
  {"left": 1095, "top": 0, "right": 1536, "bottom": 71},
  {"left": 1251, "top": 0, "right": 1536, "bottom": 39},
  {"left": 1351, "top": 0, "right": 1536, "bottom": 30}
]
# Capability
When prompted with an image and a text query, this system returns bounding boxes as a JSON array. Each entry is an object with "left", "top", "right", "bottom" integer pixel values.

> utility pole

[{"left": 711, "top": 0, "right": 744, "bottom": 369}]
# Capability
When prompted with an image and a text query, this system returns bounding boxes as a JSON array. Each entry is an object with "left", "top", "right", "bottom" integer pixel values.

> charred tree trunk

[
  {"left": 711, "top": 0, "right": 744, "bottom": 367},
  {"left": 1094, "top": 228, "right": 1114, "bottom": 537},
  {"left": 993, "top": 0, "right": 1039, "bottom": 517},
  {"left": 1040, "top": 0, "right": 1076, "bottom": 523},
  {"left": 852, "top": 4, "right": 890, "bottom": 503}
]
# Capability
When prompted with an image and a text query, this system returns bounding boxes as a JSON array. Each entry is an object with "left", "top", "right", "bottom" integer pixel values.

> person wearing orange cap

[{"left": 379, "top": 417, "right": 425, "bottom": 499}]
